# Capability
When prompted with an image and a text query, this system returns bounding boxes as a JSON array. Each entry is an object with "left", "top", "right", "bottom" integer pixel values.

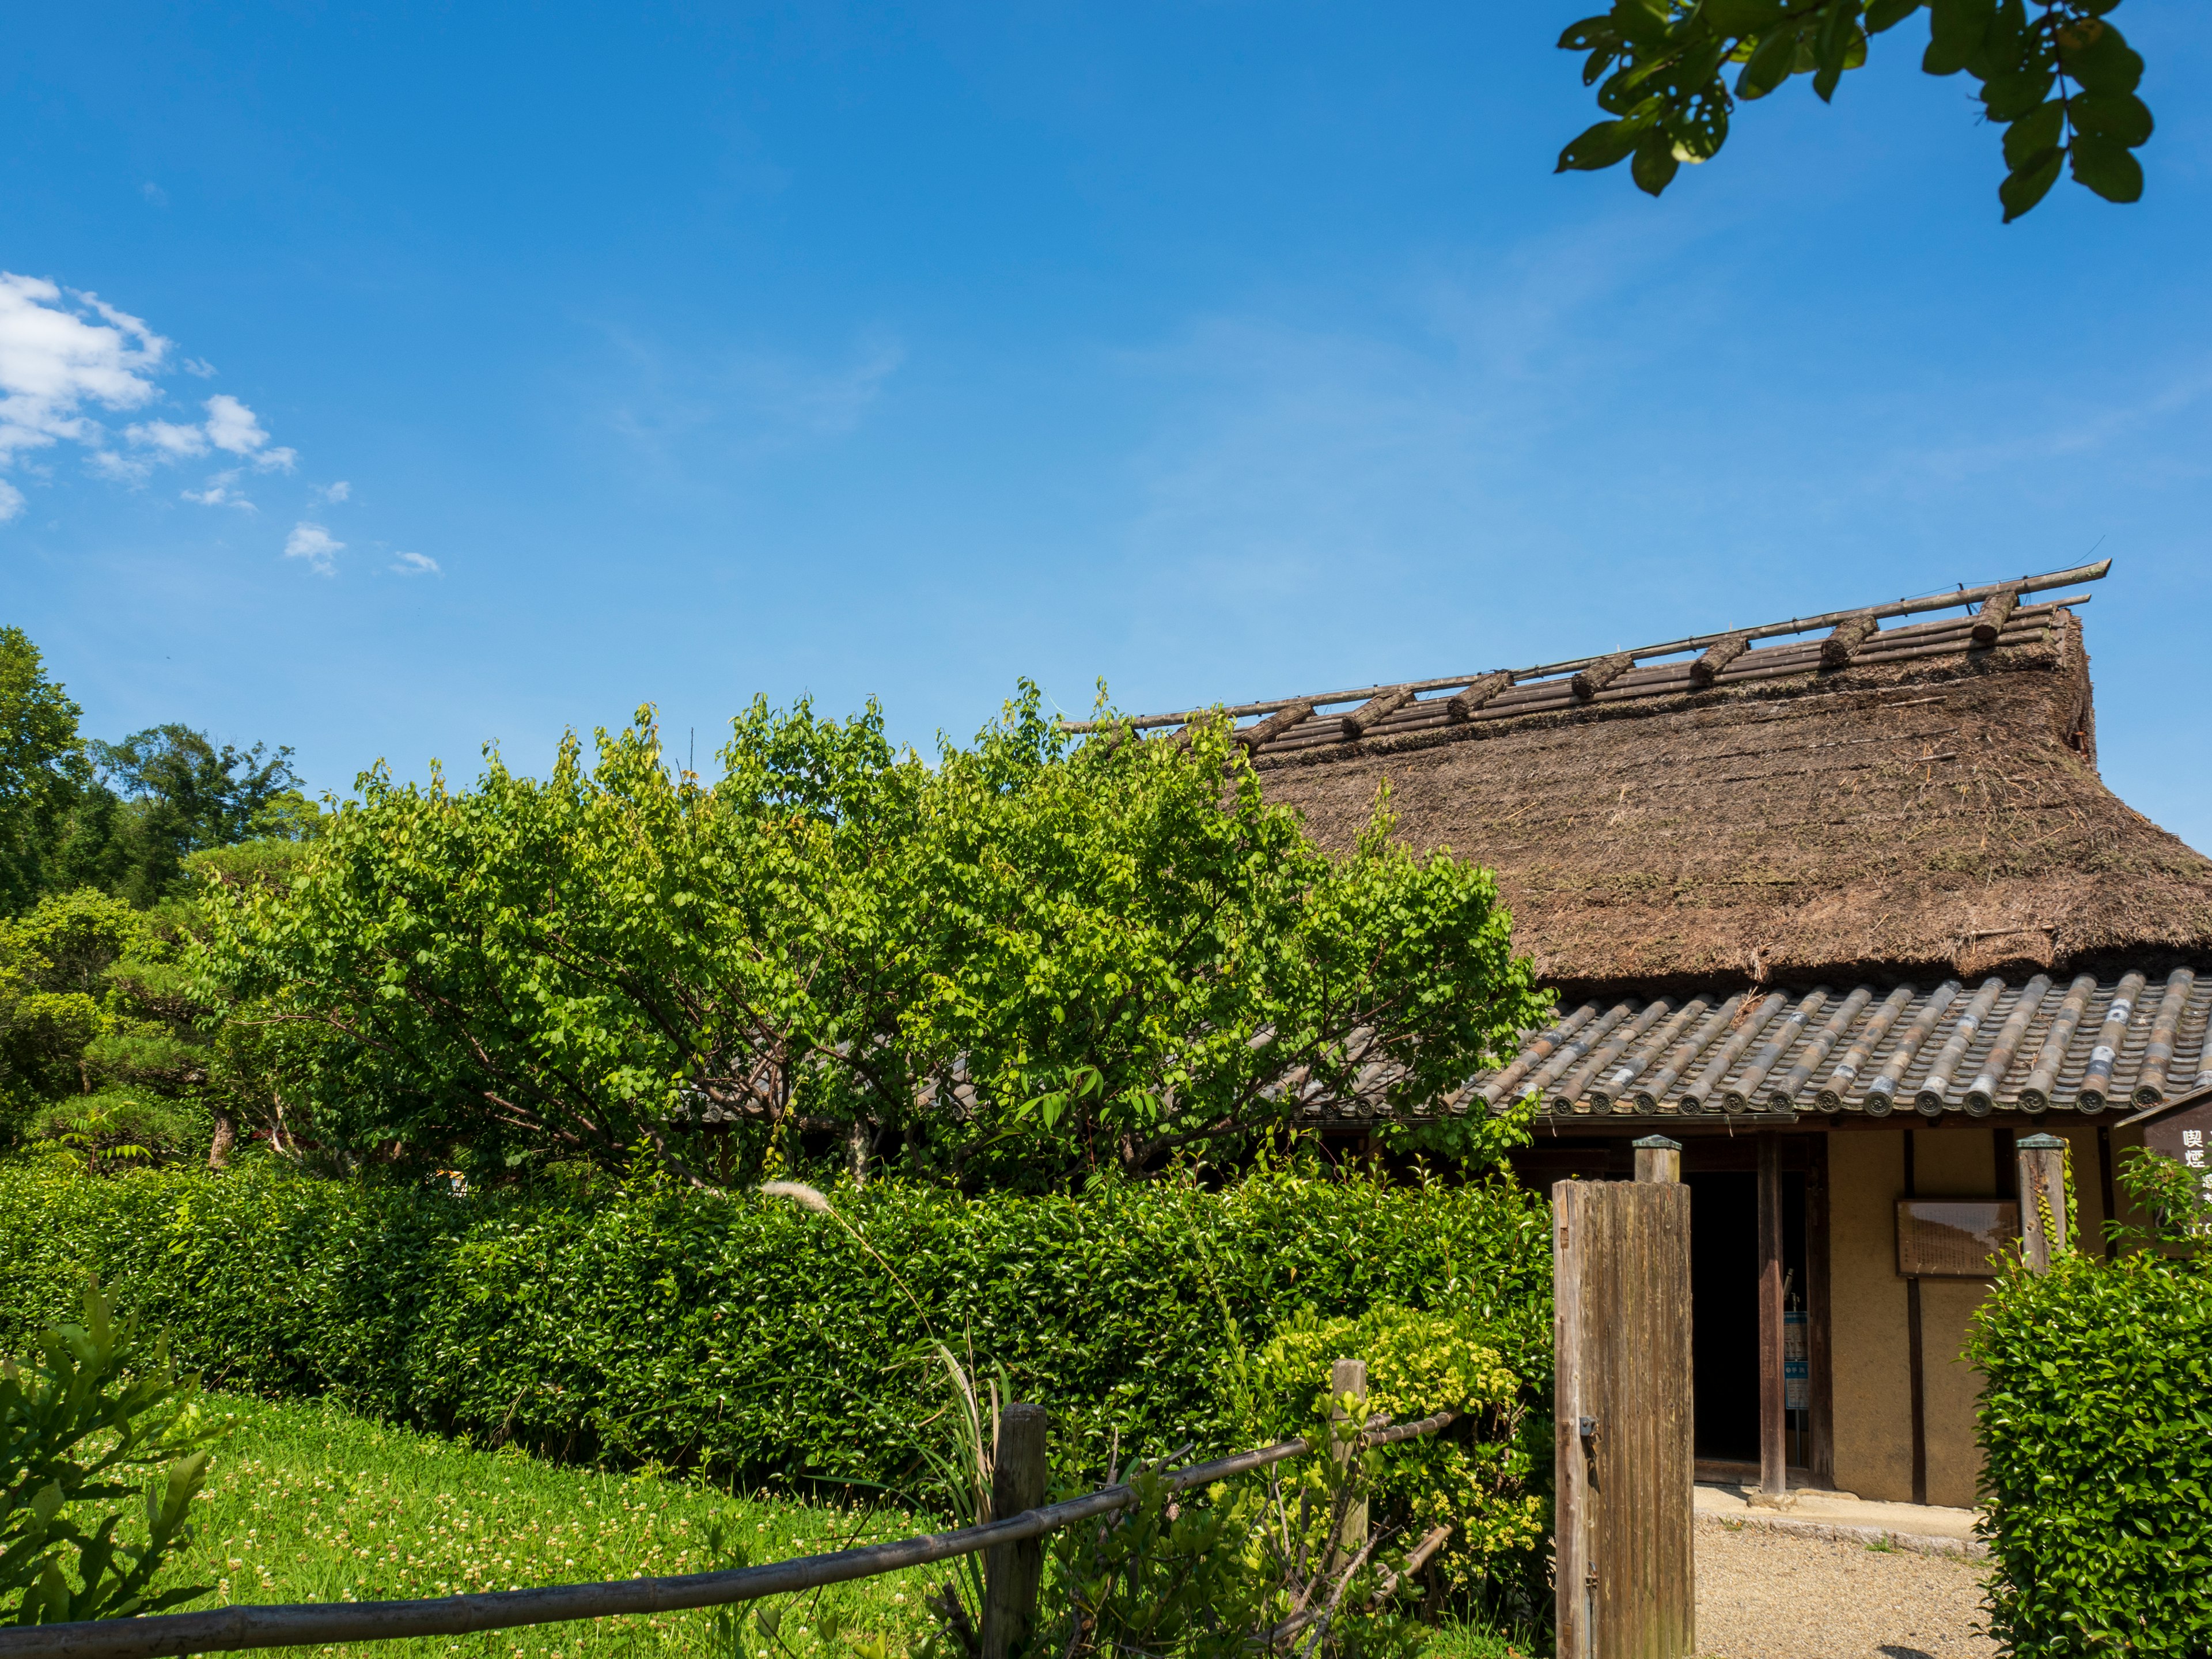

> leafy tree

[
  {"left": 0, "top": 627, "right": 314, "bottom": 915},
  {"left": 1558, "top": 0, "right": 2153, "bottom": 220},
  {"left": 0, "top": 630, "right": 93, "bottom": 917},
  {"left": 85, "top": 726, "right": 312, "bottom": 908},
  {"left": 193, "top": 689, "right": 1547, "bottom": 1188}
]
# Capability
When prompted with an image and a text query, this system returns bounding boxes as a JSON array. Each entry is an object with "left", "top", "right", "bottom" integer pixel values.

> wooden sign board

[
  {"left": 1896, "top": 1199, "right": 2020, "bottom": 1278},
  {"left": 2142, "top": 1096, "right": 2212, "bottom": 1202}
]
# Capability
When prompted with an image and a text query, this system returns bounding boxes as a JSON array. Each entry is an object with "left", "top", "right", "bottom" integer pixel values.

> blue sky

[{"left": 5, "top": 3, "right": 2209, "bottom": 849}]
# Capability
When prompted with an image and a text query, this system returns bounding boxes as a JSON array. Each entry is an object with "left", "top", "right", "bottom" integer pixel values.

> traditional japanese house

[{"left": 1078, "top": 558, "right": 2212, "bottom": 1509}]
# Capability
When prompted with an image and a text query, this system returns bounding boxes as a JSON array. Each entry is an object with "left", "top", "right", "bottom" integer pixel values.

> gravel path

[{"left": 1695, "top": 1518, "right": 1998, "bottom": 1659}]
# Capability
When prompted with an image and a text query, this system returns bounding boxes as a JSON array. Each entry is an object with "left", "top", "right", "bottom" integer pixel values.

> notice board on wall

[
  {"left": 2143, "top": 1097, "right": 2212, "bottom": 1200},
  {"left": 1896, "top": 1199, "right": 2020, "bottom": 1278}
]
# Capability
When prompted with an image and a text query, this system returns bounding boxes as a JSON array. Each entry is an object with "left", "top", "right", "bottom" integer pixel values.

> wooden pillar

[
  {"left": 1904, "top": 1130, "right": 1926, "bottom": 1506},
  {"left": 1634, "top": 1134, "right": 1681, "bottom": 1184},
  {"left": 2018, "top": 1133, "right": 2070, "bottom": 1274},
  {"left": 1329, "top": 1357, "right": 1369, "bottom": 1566},
  {"left": 1756, "top": 1131, "right": 1786, "bottom": 1500},
  {"left": 1805, "top": 1133, "right": 1833, "bottom": 1490},
  {"left": 979, "top": 1403, "right": 1048, "bottom": 1659}
]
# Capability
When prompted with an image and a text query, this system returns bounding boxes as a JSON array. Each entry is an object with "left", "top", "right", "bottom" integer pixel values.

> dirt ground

[{"left": 1695, "top": 1518, "right": 1998, "bottom": 1659}]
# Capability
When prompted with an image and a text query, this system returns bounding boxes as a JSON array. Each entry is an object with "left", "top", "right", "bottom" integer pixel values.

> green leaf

[
  {"left": 1556, "top": 116, "right": 1645, "bottom": 173},
  {"left": 1737, "top": 24, "right": 1801, "bottom": 96},
  {"left": 1611, "top": 0, "right": 1676, "bottom": 47},
  {"left": 1978, "top": 0, "right": 2030, "bottom": 76},
  {"left": 1813, "top": 0, "right": 1861, "bottom": 79},
  {"left": 1923, "top": 0, "right": 1994, "bottom": 75},
  {"left": 1982, "top": 63, "right": 2056, "bottom": 122},
  {"left": 2070, "top": 135, "right": 2143, "bottom": 203},
  {"left": 2070, "top": 90, "right": 2152, "bottom": 147},
  {"left": 1998, "top": 146, "right": 2063, "bottom": 221},
  {"left": 1631, "top": 131, "right": 1682, "bottom": 196},
  {"left": 2002, "top": 99, "right": 2065, "bottom": 171},
  {"left": 1703, "top": 0, "right": 1789, "bottom": 34},
  {"left": 1863, "top": 0, "right": 1921, "bottom": 33},
  {"left": 2058, "top": 18, "right": 2143, "bottom": 96},
  {"left": 1559, "top": 16, "right": 1620, "bottom": 51}
]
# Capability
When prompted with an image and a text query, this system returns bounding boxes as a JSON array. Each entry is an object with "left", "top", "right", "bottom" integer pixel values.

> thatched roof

[{"left": 1075, "top": 559, "right": 2212, "bottom": 997}]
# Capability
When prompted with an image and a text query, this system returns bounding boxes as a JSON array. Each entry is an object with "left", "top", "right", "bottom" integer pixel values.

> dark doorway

[{"left": 1686, "top": 1171, "right": 1805, "bottom": 1465}]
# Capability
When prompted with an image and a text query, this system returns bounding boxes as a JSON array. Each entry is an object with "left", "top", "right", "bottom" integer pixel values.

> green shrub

[
  {"left": 0, "top": 1158, "right": 1551, "bottom": 1526},
  {"left": 1249, "top": 1304, "right": 1546, "bottom": 1610},
  {"left": 1969, "top": 1242, "right": 2212, "bottom": 1656}
]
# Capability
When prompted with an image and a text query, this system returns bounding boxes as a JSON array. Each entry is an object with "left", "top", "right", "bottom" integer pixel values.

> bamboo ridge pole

[
  {"left": 1056, "top": 559, "right": 2111, "bottom": 732},
  {"left": 0, "top": 1412, "right": 1458, "bottom": 1659}
]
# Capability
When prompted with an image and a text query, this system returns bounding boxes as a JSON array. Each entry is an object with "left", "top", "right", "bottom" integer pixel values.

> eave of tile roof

[{"left": 1286, "top": 966, "right": 2210, "bottom": 1128}]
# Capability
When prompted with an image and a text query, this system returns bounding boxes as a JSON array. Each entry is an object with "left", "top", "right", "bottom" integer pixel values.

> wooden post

[
  {"left": 1756, "top": 1132, "right": 1787, "bottom": 1503},
  {"left": 2017, "top": 1133, "right": 2070, "bottom": 1274},
  {"left": 1554, "top": 1178, "right": 1695, "bottom": 1659},
  {"left": 1805, "top": 1135, "right": 1834, "bottom": 1490},
  {"left": 1634, "top": 1134, "right": 1681, "bottom": 1184},
  {"left": 1329, "top": 1357, "right": 1369, "bottom": 1566},
  {"left": 979, "top": 1403, "right": 1048, "bottom": 1659},
  {"left": 1554, "top": 1190, "right": 1593, "bottom": 1659}
]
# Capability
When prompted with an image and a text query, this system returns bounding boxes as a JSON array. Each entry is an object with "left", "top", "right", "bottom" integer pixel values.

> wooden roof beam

[
  {"left": 1570, "top": 653, "right": 1635, "bottom": 701},
  {"left": 1820, "top": 612, "right": 1880, "bottom": 669},
  {"left": 1337, "top": 685, "right": 1416, "bottom": 739},
  {"left": 1691, "top": 634, "right": 1750, "bottom": 687},
  {"left": 1446, "top": 671, "right": 1513, "bottom": 722},
  {"left": 1971, "top": 588, "right": 2020, "bottom": 645},
  {"left": 1232, "top": 700, "right": 1316, "bottom": 750}
]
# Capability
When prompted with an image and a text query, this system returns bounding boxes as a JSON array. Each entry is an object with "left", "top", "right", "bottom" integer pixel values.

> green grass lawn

[
  {"left": 177, "top": 1392, "right": 944, "bottom": 1659},
  {"left": 164, "top": 1391, "right": 1532, "bottom": 1659}
]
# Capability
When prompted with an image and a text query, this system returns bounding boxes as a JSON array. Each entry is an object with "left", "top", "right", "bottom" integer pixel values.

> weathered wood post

[
  {"left": 980, "top": 1402, "right": 1048, "bottom": 1659},
  {"left": 1329, "top": 1357, "right": 1369, "bottom": 1567},
  {"left": 1756, "top": 1132, "right": 1788, "bottom": 1503},
  {"left": 1634, "top": 1133, "right": 1682, "bottom": 1184},
  {"left": 1554, "top": 1161, "right": 1694, "bottom": 1659},
  {"left": 2017, "top": 1132, "right": 2071, "bottom": 1273}
]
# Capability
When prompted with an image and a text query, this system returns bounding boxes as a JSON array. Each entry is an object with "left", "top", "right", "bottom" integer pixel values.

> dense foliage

[
  {"left": 194, "top": 688, "right": 1544, "bottom": 1186},
  {"left": 1, "top": 849, "right": 312, "bottom": 1168},
  {"left": 0, "top": 1158, "right": 1552, "bottom": 1556},
  {"left": 1968, "top": 1153, "right": 2212, "bottom": 1658},
  {"left": 1557, "top": 0, "right": 2153, "bottom": 220}
]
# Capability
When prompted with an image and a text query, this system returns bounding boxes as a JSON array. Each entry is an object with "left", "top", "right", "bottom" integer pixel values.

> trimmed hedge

[
  {"left": 0, "top": 1156, "right": 1551, "bottom": 1498},
  {"left": 1970, "top": 1247, "right": 2212, "bottom": 1657}
]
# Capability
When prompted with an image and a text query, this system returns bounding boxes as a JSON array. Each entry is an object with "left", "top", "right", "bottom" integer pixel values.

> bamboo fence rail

[{"left": 0, "top": 1406, "right": 1456, "bottom": 1659}]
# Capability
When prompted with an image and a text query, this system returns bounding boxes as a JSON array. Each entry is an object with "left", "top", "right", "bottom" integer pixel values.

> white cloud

[
  {"left": 183, "top": 469, "right": 254, "bottom": 510},
  {"left": 0, "top": 274, "right": 320, "bottom": 523},
  {"left": 142, "top": 183, "right": 168, "bottom": 207},
  {"left": 205, "top": 393, "right": 266, "bottom": 452},
  {"left": 0, "top": 272, "right": 168, "bottom": 465},
  {"left": 390, "top": 550, "right": 440, "bottom": 577},
  {"left": 130, "top": 418, "right": 210, "bottom": 457},
  {"left": 128, "top": 393, "right": 294, "bottom": 472},
  {"left": 0, "top": 480, "right": 22, "bottom": 521},
  {"left": 284, "top": 521, "right": 342, "bottom": 575},
  {"left": 315, "top": 479, "right": 350, "bottom": 503}
]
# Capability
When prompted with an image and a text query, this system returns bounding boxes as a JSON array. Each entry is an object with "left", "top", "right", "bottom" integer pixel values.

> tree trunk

[
  {"left": 848, "top": 1119, "right": 870, "bottom": 1188},
  {"left": 209, "top": 1108, "right": 237, "bottom": 1171}
]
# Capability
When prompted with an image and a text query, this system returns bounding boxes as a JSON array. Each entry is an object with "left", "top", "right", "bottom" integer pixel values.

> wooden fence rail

[{"left": 0, "top": 1403, "right": 1457, "bottom": 1659}]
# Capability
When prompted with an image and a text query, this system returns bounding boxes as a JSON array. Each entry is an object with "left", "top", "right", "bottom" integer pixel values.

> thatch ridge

[{"left": 1248, "top": 607, "right": 2212, "bottom": 994}]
